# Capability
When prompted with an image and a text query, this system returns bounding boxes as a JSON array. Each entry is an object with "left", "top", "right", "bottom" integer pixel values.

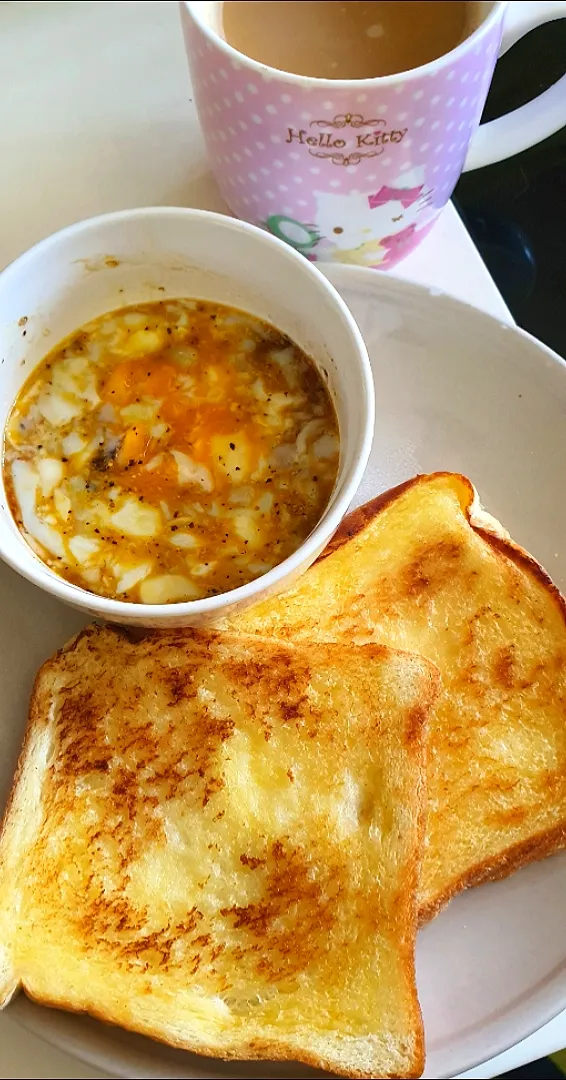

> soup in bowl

[
  {"left": 5, "top": 298, "right": 339, "bottom": 606},
  {"left": 0, "top": 208, "right": 373, "bottom": 627}
]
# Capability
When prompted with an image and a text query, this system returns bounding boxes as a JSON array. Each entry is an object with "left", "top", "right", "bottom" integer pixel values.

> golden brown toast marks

[
  {"left": 0, "top": 626, "right": 437, "bottom": 1079},
  {"left": 228, "top": 473, "right": 566, "bottom": 921}
]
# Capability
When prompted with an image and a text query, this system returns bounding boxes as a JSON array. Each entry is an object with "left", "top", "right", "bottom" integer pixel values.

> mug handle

[{"left": 464, "top": 0, "right": 566, "bottom": 170}]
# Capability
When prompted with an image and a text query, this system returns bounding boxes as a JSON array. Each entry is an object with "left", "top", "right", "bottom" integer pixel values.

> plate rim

[{"left": 321, "top": 260, "right": 566, "bottom": 379}]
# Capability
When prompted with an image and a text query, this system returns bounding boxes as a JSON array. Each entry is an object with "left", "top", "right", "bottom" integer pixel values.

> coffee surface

[{"left": 222, "top": 1, "right": 471, "bottom": 80}]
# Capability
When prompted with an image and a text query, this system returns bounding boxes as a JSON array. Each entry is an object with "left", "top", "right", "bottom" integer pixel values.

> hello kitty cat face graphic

[
  {"left": 368, "top": 184, "right": 427, "bottom": 236},
  {"left": 315, "top": 185, "right": 431, "bottom": 249}
]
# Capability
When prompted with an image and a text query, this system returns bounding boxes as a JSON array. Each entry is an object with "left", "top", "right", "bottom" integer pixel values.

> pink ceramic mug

[{"left": 181, "top": 2, "right": 566, "bottom": 270}]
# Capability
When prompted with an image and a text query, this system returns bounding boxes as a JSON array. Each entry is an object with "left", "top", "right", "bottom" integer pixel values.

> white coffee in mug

[{"left": 222, "top": 1, "right": 475, "bottom": 79}]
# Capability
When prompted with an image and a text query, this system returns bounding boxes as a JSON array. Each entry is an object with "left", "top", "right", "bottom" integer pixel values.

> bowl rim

[{"left": 0, "top": 205, "right": 374, "bottom": 619}]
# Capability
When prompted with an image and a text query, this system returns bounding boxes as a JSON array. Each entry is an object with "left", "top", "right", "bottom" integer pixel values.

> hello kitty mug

[{"left": 181, "top": 2, "right": 566, "bottom": 270}]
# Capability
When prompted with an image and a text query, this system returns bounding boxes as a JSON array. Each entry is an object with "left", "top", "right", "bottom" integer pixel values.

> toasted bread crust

[
  {"left": 419, "top": 818, "right": 566, "bottom": 924},
  {"left": 317, "top": 476, "right": 420, "bottom": 563},
  {"left": 320, "top": 471, "right": 566, "bottom": 628},
  {"left": 19, "top": 985, "right": 425, "bottom": 1079}
]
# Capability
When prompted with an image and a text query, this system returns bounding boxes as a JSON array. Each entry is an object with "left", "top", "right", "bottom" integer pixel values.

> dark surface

[
  {"left": 501, "top": 1064, "right": 564, "bottom": 1079},
  {"left": 454, "top": 20, "right": 566, "bottom": 359}
]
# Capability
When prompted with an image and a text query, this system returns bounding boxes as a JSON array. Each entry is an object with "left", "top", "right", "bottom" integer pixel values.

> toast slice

[
  {"left": 0, "top": 625, "right": 438, "bottom": 1079},
  {"left": 228, "top": 473, "right": 566, "bottom": 921}
]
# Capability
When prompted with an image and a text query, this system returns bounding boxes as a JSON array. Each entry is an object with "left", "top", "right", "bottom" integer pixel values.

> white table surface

[{"left": 1, "top": 2, "right": 564, "bottom": 1078}]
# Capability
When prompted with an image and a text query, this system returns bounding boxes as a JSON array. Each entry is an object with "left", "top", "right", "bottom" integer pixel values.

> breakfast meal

[
  {"left": 6, "top": 0, "right": 566, "bottom": 1074},
  {"left": 229, "top": 472, "right": 566, "bottom": 920},
  {"left": 1, "top": 472, "right": 565, "bottom": 1079},
  {"left": 0, "top": 624, "right": 437, "bottom": 1080},
  {"left": 3, "top": 299, "right": 339, "bottom": 604}
]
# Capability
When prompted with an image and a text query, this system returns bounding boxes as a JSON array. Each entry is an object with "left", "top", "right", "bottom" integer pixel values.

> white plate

[{"left": 4, "top": 267, "right": 566, "bottom": 1080}]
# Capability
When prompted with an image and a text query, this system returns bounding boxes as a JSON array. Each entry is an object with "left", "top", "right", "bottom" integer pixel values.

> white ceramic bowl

[{"left": 0, "top": 208, "right": 373, "bottom": 628}]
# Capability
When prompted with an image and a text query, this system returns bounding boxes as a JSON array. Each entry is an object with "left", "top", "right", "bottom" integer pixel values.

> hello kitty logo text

[{"left": 286, "top": 114, "right": 408, "bottom": 166}]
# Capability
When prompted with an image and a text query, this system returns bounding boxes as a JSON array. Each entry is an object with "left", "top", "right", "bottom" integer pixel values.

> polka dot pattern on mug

[{"left": 182, "top": 9, "right": 502, "bottom": 269}]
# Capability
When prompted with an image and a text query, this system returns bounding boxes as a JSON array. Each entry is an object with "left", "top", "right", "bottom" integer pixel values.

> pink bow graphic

[{"left": 368, "top": 184, "right": 424, "bottom": 209}]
